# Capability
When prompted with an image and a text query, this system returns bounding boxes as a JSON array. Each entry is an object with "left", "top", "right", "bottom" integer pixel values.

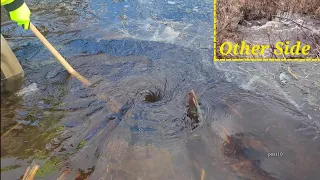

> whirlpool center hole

[{"left": 144, "top": 89, "right": 163, "bottom": 103}]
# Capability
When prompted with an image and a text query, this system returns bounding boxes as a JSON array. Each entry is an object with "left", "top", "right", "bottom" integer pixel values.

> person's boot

[
  {"left": 1, "top": 34, "right": 25, "bottom": 94},
  {"left": 1, "top": 70, "right": 24, "bottom": 94}
]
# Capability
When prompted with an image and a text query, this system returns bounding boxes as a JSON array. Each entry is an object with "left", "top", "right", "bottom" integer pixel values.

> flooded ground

[{"left": 1, "top": 0, "right": 320, "bottom": 180}]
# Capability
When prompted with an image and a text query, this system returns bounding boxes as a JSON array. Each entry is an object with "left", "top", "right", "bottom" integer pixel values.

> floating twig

[
  {"left": 1, "top": 122, "right": 22, "bottom": 138},
  {"left": 187, "top": 89, "right": 202, "bottom": 125},
  {"left": 221, "top": 99, "right": 242, "bottom": 118},
  {"left": 288, "top": 67, "right": 298, "bottom": 80},
  {"left": 22, "top": 166, "right": 31, "bottom": 180},
  {"left": 57, "top": 169, "right": 71, "bottom": 180},
  {"left": 219, "top": 124, "right": 231, "bottom": 137},
  {"left": 219, "top": 124, "right": 231, "bottom": 144},
  {"left": 201, "top": 169, "right": 206, "bottom": 180}
]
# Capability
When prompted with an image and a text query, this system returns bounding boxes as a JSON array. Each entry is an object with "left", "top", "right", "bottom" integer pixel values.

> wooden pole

[{"left": 29, "top": 23, "right": 91, "bottom": 86}]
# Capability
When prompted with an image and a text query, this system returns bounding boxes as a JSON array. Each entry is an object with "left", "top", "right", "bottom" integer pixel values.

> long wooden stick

[
  {"left": 22, "top": 166, "right": 30, "bottom": 180},
  {"left": 29, "top": 22, "right": 91, "bottom": 86}
]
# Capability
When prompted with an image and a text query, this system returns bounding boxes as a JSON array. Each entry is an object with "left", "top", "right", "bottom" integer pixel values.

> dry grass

[
  {"left": 216, "top": 0, "right": 242, "bottom": 52},
  {"left": 240, "top": 0, "right": 320, "bottom": 20},
  {"left": 201, "top": 169, "right": 206, "bottom": 180},
  {"left": 216, "top": 0, "right": 320, "bottom": 58}
]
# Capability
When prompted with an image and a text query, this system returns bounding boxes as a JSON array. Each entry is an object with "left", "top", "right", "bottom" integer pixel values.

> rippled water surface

[{"left": 1, "top": 0, "right": 319, "bottom": 180}]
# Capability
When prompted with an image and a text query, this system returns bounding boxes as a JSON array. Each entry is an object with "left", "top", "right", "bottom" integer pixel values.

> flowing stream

[{"left": 1, "top": 1, "right": 319, "bottom": 179}]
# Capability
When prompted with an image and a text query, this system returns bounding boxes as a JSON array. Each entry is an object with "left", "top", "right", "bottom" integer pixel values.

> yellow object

[
  {"left": 274, "top": 41, "right": 311, "bottom": 56},
  {"left": 201, "top": 169, "right": 205, "bottom": 180},
  {"left": 2, "top": 0, "right": 31, "bottom": 30},
  {"left": 1, "top": 0, "right": 15, "bottom": 6},
  {"left": 22, "top": 164, "right": 40, "bottom": 180}
]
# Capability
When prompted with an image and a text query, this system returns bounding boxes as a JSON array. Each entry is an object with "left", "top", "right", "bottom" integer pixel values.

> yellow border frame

[{"left": 213, "top": 0, "right": 319, "bottom": 62}]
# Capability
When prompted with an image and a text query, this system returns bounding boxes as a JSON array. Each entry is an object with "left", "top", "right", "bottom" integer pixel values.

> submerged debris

[
  {"left": 74, "top": 166, "right": 95, "bottom": 180},
  {"left": 222, "top": 133, "right": 275, "bottom": 180},
  {"left": 223, "top": 133, "right": 269, "bottom": 159},
  {"left": 187, "top": 89, "right": 201, "bottom": 128},
  {"left": 221, "top": 99, "right": 243, "bottom": 118}
]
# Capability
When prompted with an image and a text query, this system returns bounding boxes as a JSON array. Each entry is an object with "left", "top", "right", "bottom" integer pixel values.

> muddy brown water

[{"left": 1, "top": 0, "right": 320, "bottom": 180}]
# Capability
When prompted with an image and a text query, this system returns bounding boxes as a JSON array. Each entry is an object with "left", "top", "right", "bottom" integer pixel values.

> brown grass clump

[
  {"left": 216, "top": 0, "right": 320, "bottom": 58},
  {"left": 216, "top": 0, "right": 243, "bottom": 52},
  {"left": 217, "top": 0, "right": 320, "bottom": 28},
  {"left": 240, "top": 0, "right": 320, "bottom": 20}
]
